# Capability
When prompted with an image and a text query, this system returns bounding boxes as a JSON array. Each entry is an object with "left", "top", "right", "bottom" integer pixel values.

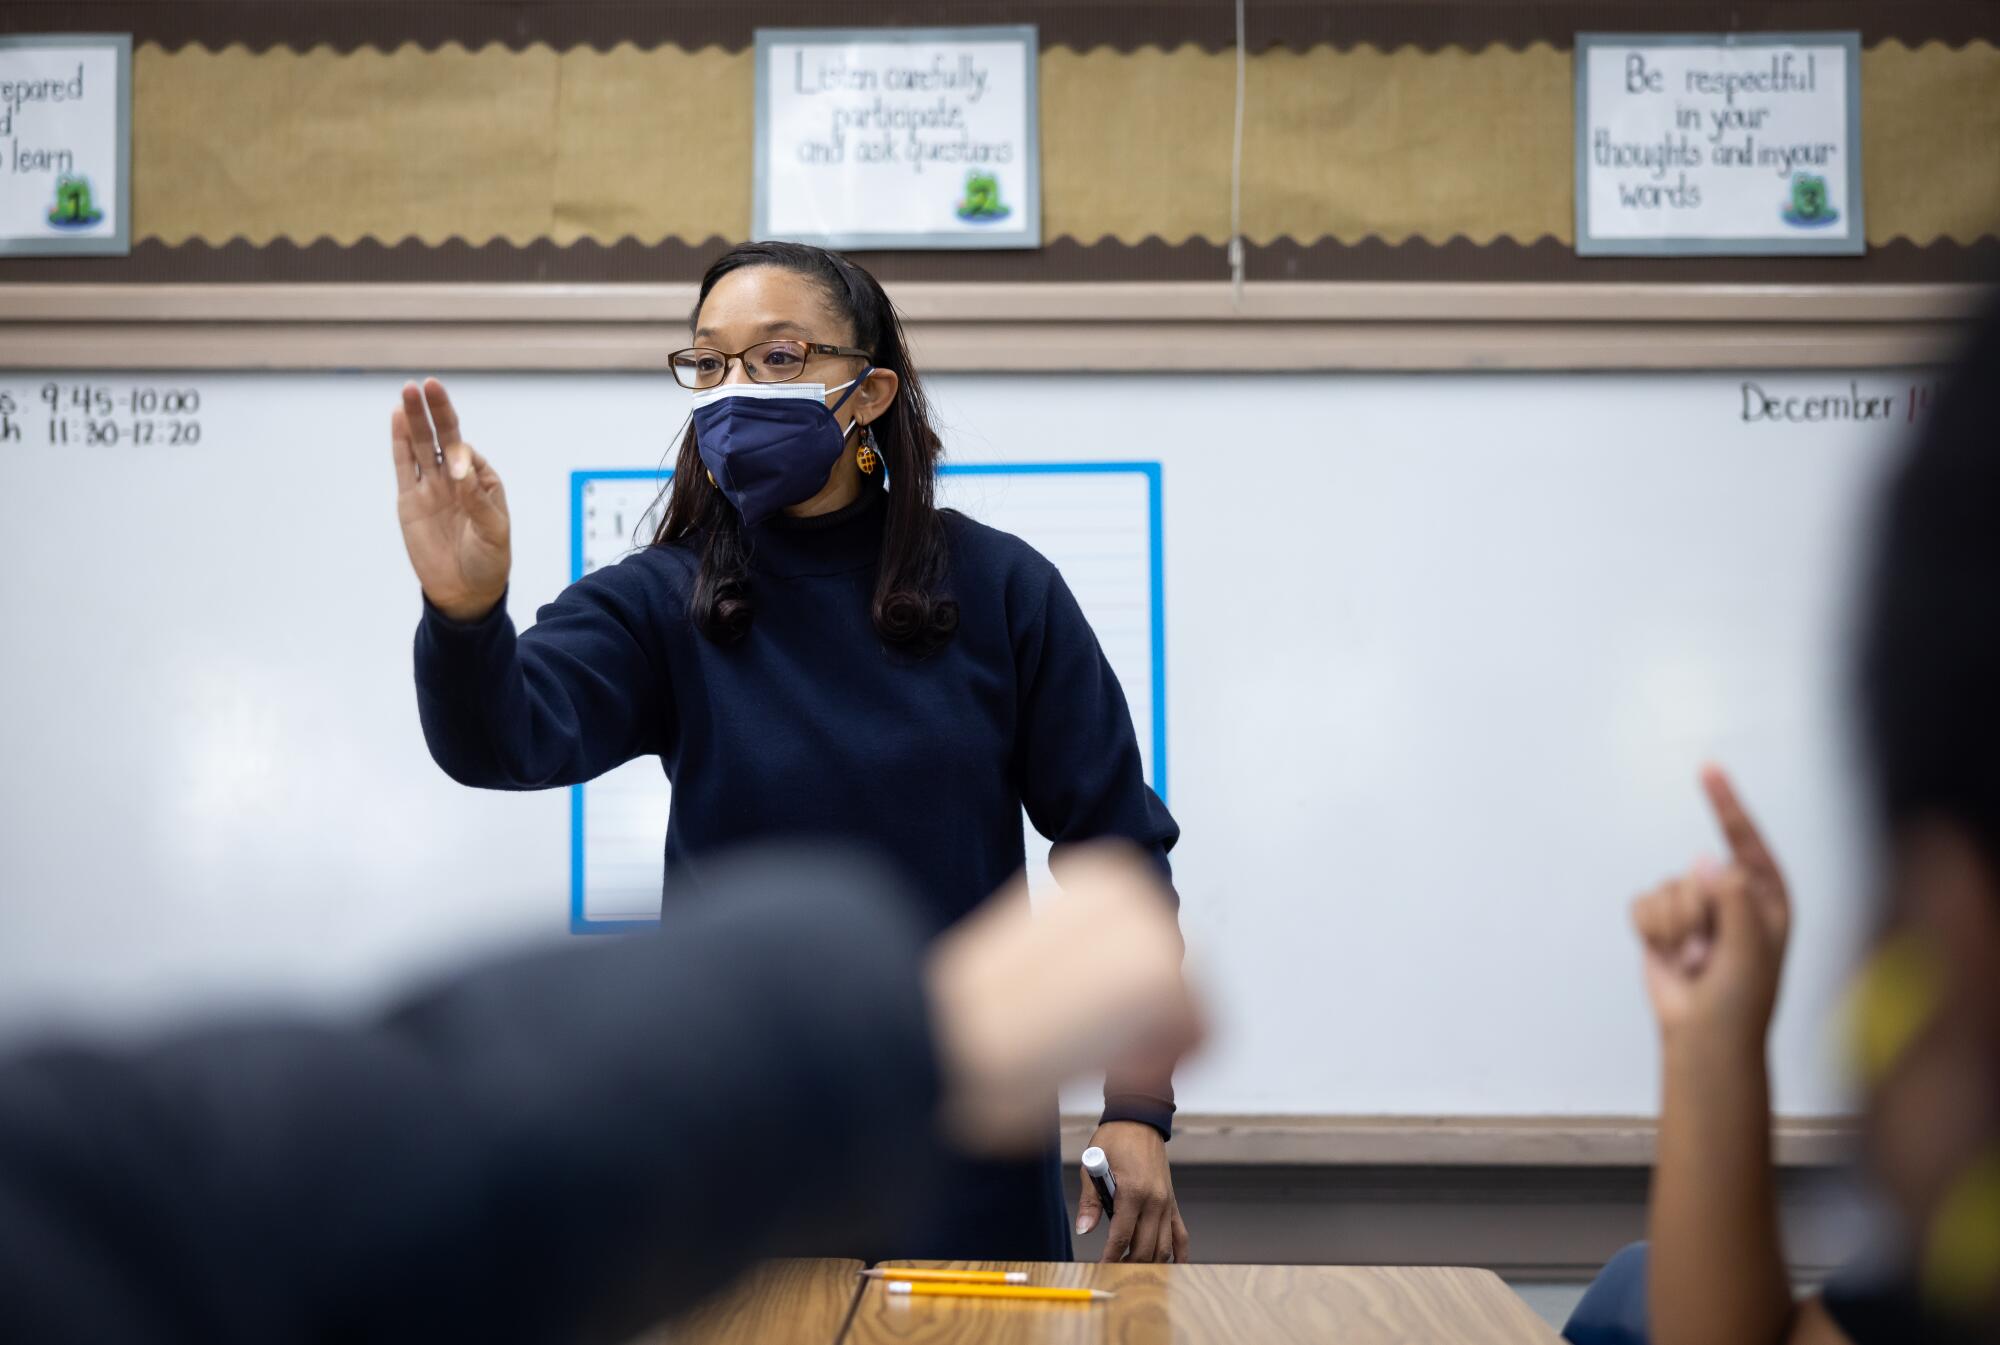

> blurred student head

[{"left": 1855, "top": 291, "right": 2000, "bottom": 1322}]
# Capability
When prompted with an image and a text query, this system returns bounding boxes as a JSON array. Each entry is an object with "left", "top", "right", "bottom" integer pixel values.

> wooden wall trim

[
  {"left": 3, "top": 280, "right": 1979, "bottom": 323},
  {"left": 1060, "top": 1114, "right": 1859, "bottom": 1168},
  {"left": 1, "top": 322, "right": 1957, "bottom": 373},
  {"left": 1, "top": 281, "right": 1977, "bottom": 372},
  {"left": 0, "top": 283, "right": 1975, "bottom": 372}
]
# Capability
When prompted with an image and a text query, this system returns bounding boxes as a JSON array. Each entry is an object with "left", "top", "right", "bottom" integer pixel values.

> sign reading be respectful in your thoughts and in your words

[
  {"left": 0, "top": 34, "right": 129, "bottom": 256},
  {"left": 754, "top": 25, "right": 1039, "bottom": 250},
  {"left": 1575, "top": 32, "right": 1864, "bottom": 256}
]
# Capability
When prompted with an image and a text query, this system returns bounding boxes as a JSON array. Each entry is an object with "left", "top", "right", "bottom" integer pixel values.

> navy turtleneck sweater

[{"left": 412, "top": 483, "right": 1181, "bottom": 1259}]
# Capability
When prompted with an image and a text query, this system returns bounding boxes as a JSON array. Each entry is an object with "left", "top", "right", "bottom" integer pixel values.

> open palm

[{"left": 392, "top": 378, "right": 511, "bottom": 621}]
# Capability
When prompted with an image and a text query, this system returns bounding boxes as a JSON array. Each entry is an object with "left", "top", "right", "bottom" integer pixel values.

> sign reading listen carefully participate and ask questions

[
  {"left": 0, "top": 34, "right": 130, "bottom": 256},
  {"left": 1575, "top": 32, "right": 1863, "bottom": 256},
  {"left": 754, "top": 25, "right": 1039, "bottom": 250}
]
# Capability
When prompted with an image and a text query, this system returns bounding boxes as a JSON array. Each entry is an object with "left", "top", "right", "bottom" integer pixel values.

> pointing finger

[{"left": 1701, "top": 765, "right": 1780, "bottom": 885}]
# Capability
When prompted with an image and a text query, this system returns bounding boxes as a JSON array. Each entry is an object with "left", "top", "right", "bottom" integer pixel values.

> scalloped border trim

[
  {"left": 125, "top": 229, "right": 1999, "bottom": 251},
  {"left": 119, "top": 36, "right": 2000, "bottom": 58}
]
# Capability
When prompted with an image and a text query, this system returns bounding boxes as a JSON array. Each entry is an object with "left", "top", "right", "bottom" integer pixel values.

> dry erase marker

[
  {"left": 860, "top": 1268, "right": 1028, "bottom": 1284},
  {"left": 885, "top": 1281, "right": 1114, "bottom": 1303},
  {"left": 1081, "top": 1145, "right": 1117, "bottom": 1219}
]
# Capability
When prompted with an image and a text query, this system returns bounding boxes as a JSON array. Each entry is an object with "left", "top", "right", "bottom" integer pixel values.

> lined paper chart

[
  {"left": 575, "top": 470, "right": 672, "bottom": 575},
  {"left": 937, "top": 464, "right": 1162, "bottom": 795},
  {"left": 570, "top": 471, "right": 678, "bottom": 926},
  {"left": 566, "top": 463, "right": 1165, "bottom": 930}
]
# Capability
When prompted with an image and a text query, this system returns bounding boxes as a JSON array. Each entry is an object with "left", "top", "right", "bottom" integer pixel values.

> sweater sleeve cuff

[
  {"left": 415, "top": 590, "right": 514, "bottom": 688},
  {"left": 1099, "top": 1092, "right": 1176, "bottom": 1142},
  {"left": 421, "top": 590, "right": 511, "bottom": 635}
]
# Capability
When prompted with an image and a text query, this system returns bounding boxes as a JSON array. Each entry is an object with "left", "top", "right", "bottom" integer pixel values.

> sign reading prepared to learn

[
  {"left": 1575, "top": 33, "right": 1863, "bottom": 257},
  {"left": 754, "top": 25, "right": 1040, "bottom": 251},
  {"left": 0, "top": 34, "right": 130, "bottom": 256}
]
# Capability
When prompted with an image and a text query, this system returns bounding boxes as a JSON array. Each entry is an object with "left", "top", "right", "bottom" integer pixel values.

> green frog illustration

[
  {"left": 1781, "top": 173, "right": 1839, "bottom": 229},
  {"left": 955, "top": 170, "right": 1010, "bottom": 223},
  {"left": 47, "top": 175, "right": 105, "bottom": 229}
]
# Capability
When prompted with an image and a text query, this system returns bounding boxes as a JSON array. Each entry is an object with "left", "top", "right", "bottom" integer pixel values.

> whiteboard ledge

[{"left": 1061, "top": 1113, "right": 1858, "bottom": 1168}]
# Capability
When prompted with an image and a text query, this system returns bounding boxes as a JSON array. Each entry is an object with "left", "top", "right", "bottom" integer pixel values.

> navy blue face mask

[{"left": 690, "top": 373, "right": 871, "bottom": 526}]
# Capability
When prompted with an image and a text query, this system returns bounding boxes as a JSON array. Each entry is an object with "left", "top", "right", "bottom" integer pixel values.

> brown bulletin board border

[
  {"left": 4, "top": 237, "right": 1997, "bottom": 287},
  {"left": 12, "top": 2, "right": 2000, "bottom": 54}
]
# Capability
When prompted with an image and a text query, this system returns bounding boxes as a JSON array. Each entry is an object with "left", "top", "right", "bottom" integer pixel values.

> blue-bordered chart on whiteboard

[{"left": 568, "top": 462, "right": 1166, "bottom": 931}]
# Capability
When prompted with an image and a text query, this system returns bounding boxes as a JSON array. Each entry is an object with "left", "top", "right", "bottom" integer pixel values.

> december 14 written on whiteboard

[
  {"left": 1575, "top": 31, "right": 1865, "bottom": 256},
  {"left": 1, "top": 374, "right": 1951, "bottom": 452}
]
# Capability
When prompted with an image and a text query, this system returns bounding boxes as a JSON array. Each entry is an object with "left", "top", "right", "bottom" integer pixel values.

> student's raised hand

[
  {"left": 924, "top": 844, "right": 1203, "bottom": 1157},
  {"left": 1631, "top": 765, "right": 1792, "bottom": 1052},
  {"left": 392, "top": 378, "right": 512, "bottom": 622}
]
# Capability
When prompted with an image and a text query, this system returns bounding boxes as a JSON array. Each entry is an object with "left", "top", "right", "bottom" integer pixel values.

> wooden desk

[
  {"left": 848, "top": 1261, "right": 1561, "bottom": 1344},
  {"left": 633, "top": 1258, "right": 863, "bottom": 1345}
]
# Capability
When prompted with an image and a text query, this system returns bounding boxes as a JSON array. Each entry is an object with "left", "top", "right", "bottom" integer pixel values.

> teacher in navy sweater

[{"left": 391, "top": 241, "right": 1188, "bottom": 1264}]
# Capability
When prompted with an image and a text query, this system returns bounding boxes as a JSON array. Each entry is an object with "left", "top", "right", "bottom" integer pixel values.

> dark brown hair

[{"left": 652, "top": 241, "right": 957, "bottom": 653}]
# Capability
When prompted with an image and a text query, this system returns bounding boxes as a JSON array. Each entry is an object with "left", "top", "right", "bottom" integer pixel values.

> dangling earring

[{"left": 856, "top": 422, "right": 880, "bottom": 475}]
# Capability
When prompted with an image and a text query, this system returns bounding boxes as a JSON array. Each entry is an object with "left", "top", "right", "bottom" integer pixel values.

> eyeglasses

[{"left": 667, "top": 340, "right": 872, "bottom": 391}]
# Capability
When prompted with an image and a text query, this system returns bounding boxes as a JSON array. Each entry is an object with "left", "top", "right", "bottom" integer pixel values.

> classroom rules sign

[
  {"left": 0, "top": 34, "right": 130, "bottom": 256},
  {"left": 753, "top": 26, "right": 1040, "bottom": 250},
  {"left": 1575, "top": 32, "right": 1864, "bottom": 256}
]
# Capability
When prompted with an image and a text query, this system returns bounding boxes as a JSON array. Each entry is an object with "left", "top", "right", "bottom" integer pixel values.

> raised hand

[
  {"left": 392, "top": 378, "right": 511, "bottom": 622},
  {"left": 1631, "top": 766, "right": 1793, "bottom": 1048}
]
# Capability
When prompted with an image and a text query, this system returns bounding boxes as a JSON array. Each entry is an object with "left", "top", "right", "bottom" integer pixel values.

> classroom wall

[{"left": 6, "top": 2, "right": 1998, "bottom": 285}]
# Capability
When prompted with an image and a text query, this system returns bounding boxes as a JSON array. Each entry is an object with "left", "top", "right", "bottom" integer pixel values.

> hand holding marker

[{"left": 1081, "top": 1145, "right": 1118, "bottom": 1222}]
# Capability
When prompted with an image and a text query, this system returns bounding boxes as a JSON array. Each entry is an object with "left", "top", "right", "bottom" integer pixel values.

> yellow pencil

[
  {"left": 884, "top": 1281, "right": 1115, "bottom": 1303},
  {"left": 860, "top": 1268, "right": 1029, "bottom": 1284}
]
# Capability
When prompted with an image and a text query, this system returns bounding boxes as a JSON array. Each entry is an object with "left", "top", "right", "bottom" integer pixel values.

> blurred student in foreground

[
  {"left": 1565, "top": 301, "right": 2000, "bottom": 1345},
  {"left": 0, "top": 843, "right": 1199, "bottom": 1345}
]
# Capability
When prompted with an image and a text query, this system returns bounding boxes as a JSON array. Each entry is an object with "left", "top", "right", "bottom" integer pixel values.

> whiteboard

[{"left": 0, "top": 367, "right": 1939, "bottom": 1117}]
